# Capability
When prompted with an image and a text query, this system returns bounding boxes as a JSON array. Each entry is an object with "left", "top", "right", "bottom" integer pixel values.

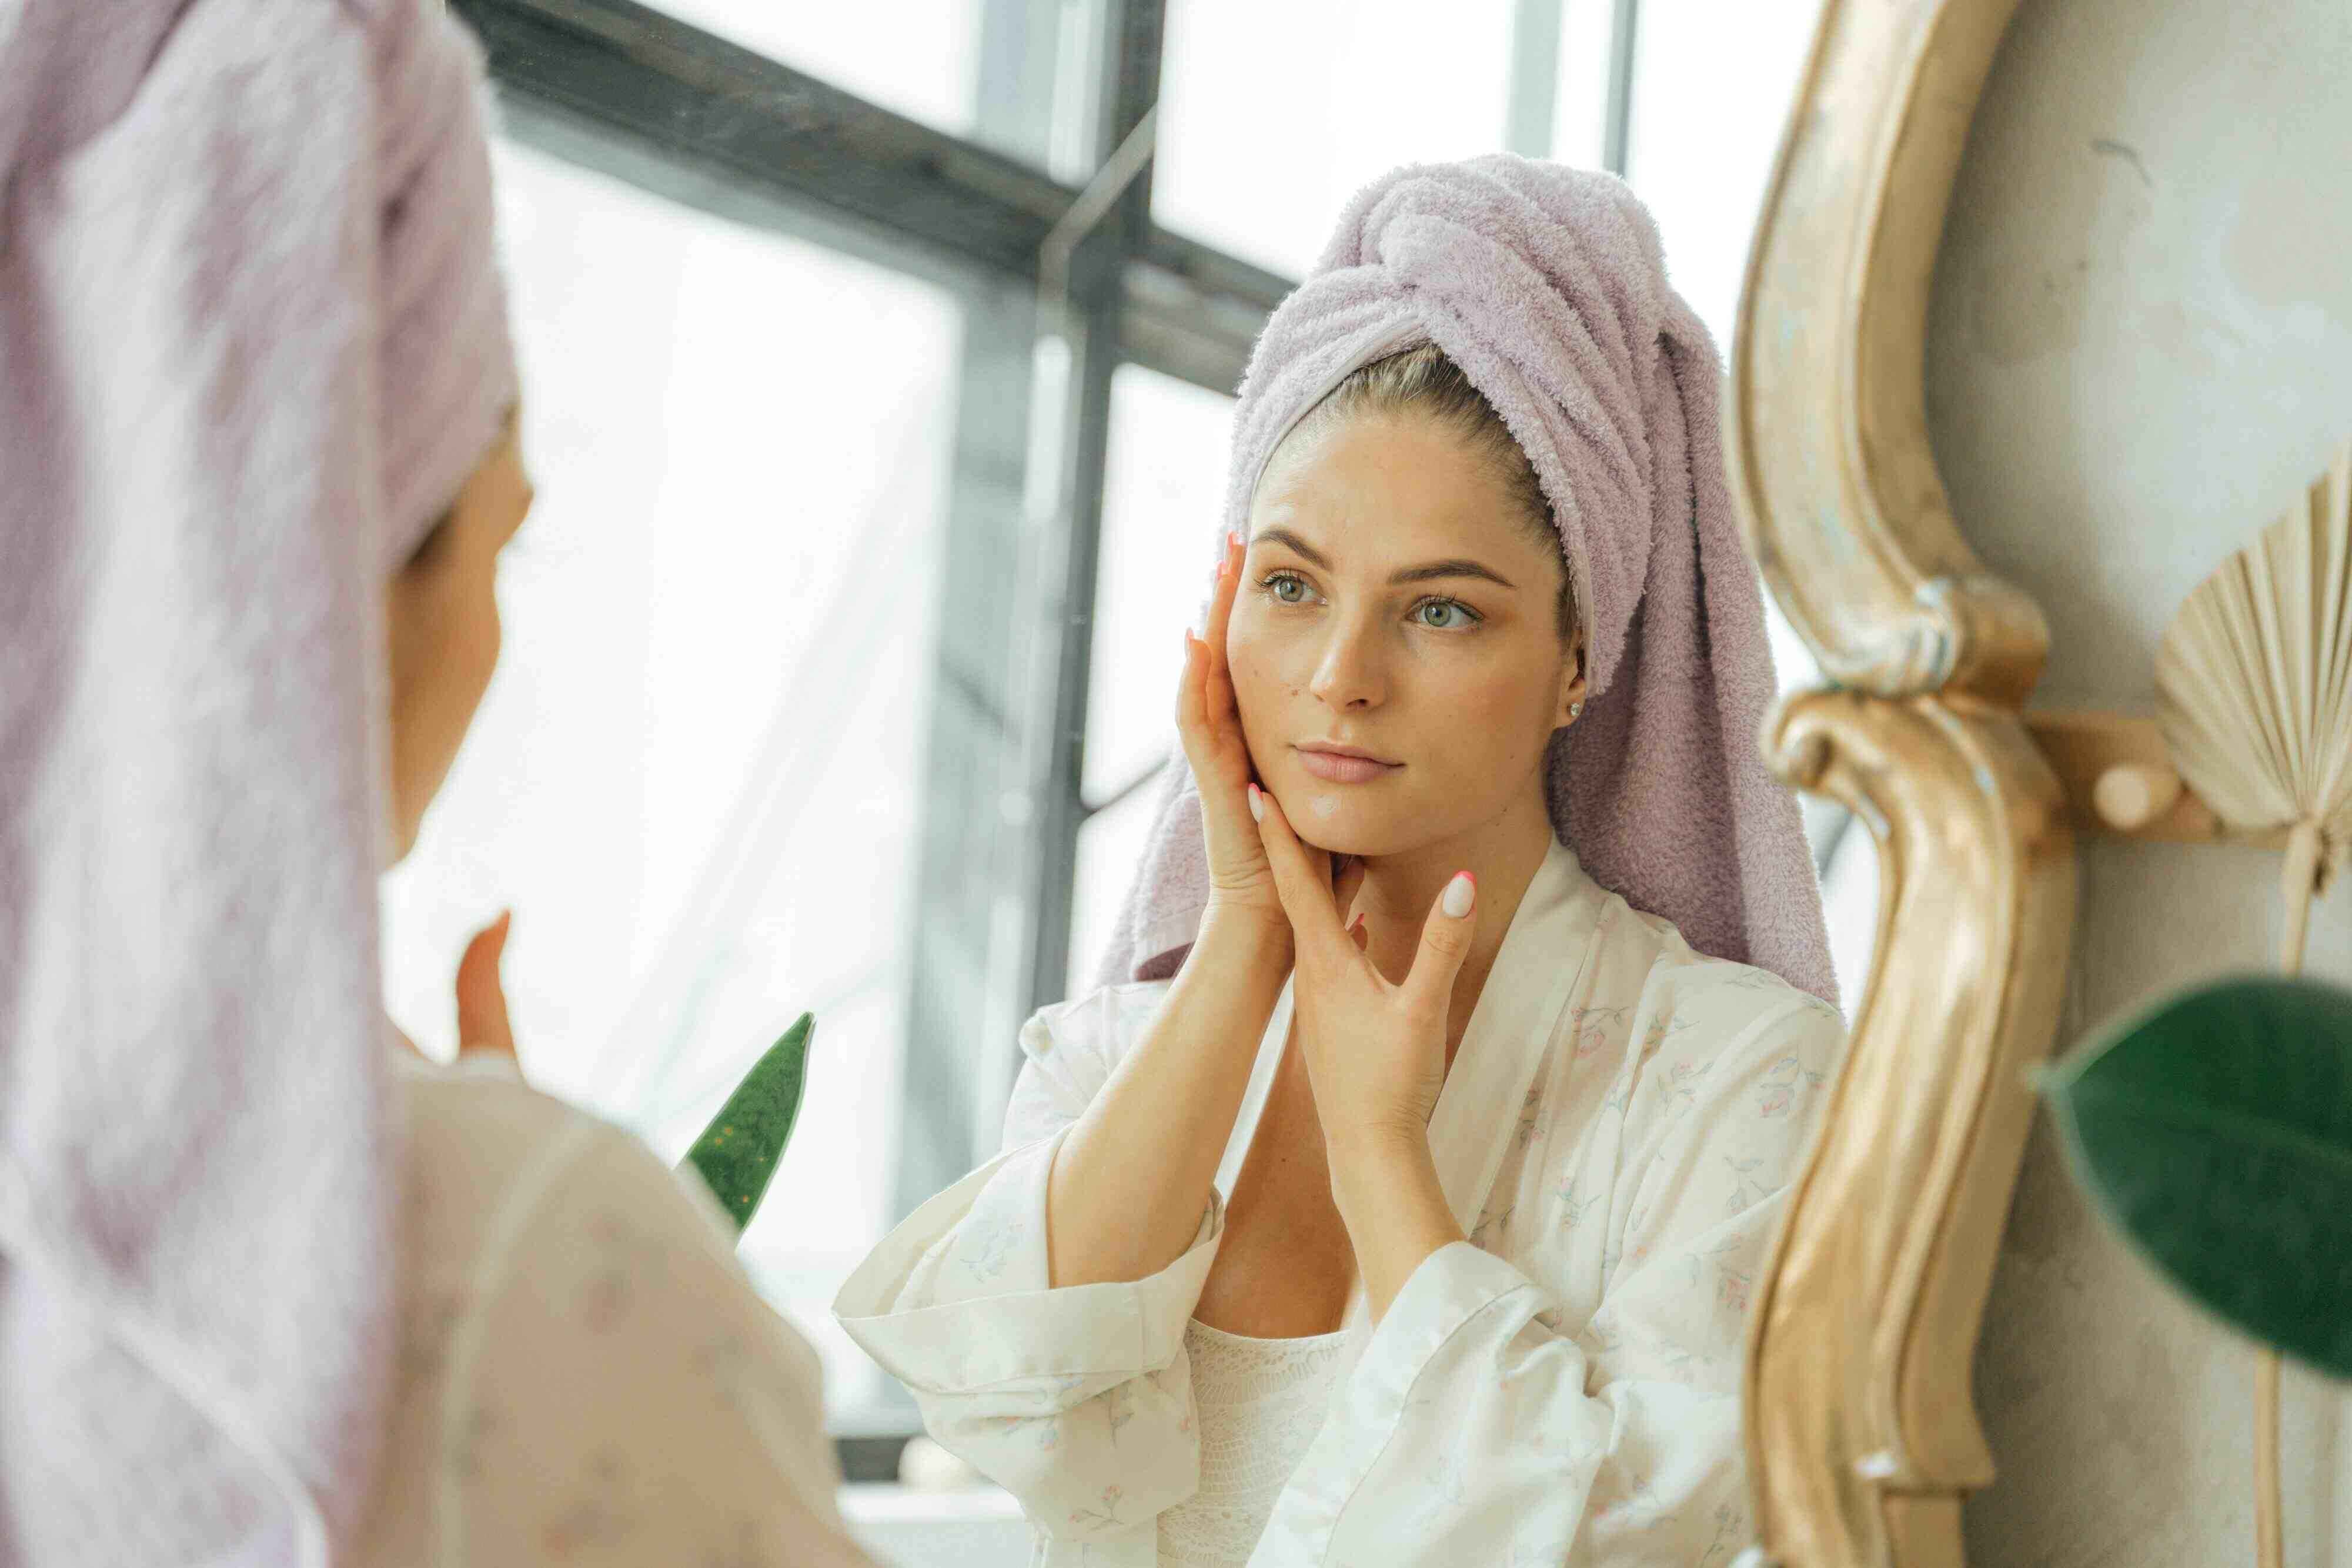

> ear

[{"left": 1553, "top": 633, "right": 1589, "bottom": 728}]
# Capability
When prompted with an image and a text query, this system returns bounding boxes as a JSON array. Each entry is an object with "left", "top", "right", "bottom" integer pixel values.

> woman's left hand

[
  {"left": 1247, "top": 784, "right": 1476, "bottom": 1154},
  {"left": 1250, "top": 784, "right": 1478, "bottom": 1318}
]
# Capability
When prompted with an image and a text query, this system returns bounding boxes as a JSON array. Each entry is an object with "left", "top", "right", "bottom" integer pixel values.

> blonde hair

[{"left": 1279, "top": 342, "right": 1575, "bottom": 641}]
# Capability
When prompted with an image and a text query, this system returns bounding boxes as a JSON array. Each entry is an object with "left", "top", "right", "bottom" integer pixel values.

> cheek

[
  {"left": 1413, "top": 660, "right": 1557, "bottom": 780},
  {"left": 417, "top": 557, "right": 503, "bottom": 743},
  {"left": 1223, "top": 613, "right": 1325, "bottom": 765},
  {"left": 1222, "top": 613, "right": 1287, "bottom": 721},
  {"left": 466, "top": 567, "right": 503, "bottom": 698}
]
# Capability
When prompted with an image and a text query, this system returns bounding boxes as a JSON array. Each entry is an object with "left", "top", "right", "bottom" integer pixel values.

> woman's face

[
  {"left": 385, "top": 417, "right": 534, "bottom": 862},
  {"left": 1229, "top": 410, "right": 1585, "bottom": 857}
]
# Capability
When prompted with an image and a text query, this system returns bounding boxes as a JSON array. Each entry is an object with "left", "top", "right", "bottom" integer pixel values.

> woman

[
  {"left": 363, "top": 414, "right": 876, "bottom": 1568},
  {"left": 836, "top": 158, "right": 1845, "bottom": 1566},
  {"left": 0, "top": 2, "right": 870, "bottom": 1563}
]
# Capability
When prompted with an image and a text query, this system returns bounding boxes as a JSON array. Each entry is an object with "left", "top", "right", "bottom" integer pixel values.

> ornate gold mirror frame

[{"left": 1723, "top": 1, "right": 2075, "bottom": 1564}]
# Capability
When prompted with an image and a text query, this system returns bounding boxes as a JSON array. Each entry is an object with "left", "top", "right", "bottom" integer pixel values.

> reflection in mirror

[
  {"left": 1068, "top": 366, "right": 1237, "bottom": 1000},
  {"left": 1154, "top": 0, "right": 1519, "bottom": 278},
  {"left": 1769, "top": 594, "right": 1883, "bottom": 1018},
  {"left": 396, "top": 6, "right": 1879, "bottom": 1565},
  {"left": 647, "top": 0, "right": 987, "bottom": 153},
  {"left": 836, "top": 138, "right": 1857, "bottom": 1563},
  {"left": 1632, "top": 0, "right": 1878, "bottom": 1010}
]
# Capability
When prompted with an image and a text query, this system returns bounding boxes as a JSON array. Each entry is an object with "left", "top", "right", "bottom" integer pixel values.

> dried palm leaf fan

[{"left": 2153, "top": 437, "right": 2352, "bottom": 1568}]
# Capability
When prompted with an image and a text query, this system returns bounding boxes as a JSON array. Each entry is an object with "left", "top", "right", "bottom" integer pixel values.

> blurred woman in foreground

[{"left": 0, "top": 2, "right": 871, "bottom": 1562}]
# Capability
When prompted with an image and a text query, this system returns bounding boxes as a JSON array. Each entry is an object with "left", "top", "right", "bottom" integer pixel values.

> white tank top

[{"left": 1157, "top": 1318, "right": 1351, "bottom": 1567}]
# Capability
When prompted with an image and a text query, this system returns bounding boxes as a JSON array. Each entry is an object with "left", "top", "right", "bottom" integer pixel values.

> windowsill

[
  {"left": 839, "top": 1482, "right": 1030, "bottom": 1568},
  {"left": 839, "top": 1482, "right": 1025, "bottom": 1521}
]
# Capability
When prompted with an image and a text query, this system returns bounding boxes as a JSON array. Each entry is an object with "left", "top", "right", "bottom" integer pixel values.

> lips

[{"left": 1294, "top": 744, "right": 1402, "bottom": 784}]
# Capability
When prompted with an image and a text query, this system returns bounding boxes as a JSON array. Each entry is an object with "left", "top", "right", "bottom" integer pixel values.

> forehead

[{"left": 1247, "top": 412, "right": 1548, "bottom": 569}]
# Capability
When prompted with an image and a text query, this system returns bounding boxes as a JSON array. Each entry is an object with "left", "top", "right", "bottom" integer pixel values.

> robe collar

[{"left": 1217, "top": 835, "right": 1609, "bottom": 1323}]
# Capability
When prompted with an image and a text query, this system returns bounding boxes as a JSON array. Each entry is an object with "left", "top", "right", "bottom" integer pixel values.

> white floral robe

[
  {"left": 834, "top": 837, "right": 1844, "bottom": 1566},
  {"left": 360, "top": 1049, "right": 875, "bottom": 1568}
]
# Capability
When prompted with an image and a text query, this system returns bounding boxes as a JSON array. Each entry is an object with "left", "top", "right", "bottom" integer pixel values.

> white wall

[{"left": 1925, "top": 0, "right": 2352, "bottom": 1562}]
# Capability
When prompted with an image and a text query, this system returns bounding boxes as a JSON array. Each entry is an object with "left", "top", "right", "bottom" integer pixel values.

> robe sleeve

[
  {"left": 832, "top": 983, "right": 1218, "bottom": 1554},
  {"left": 1254, "top": 991, "right": 1844, "bottom": 1567},
  {"left": 373, "top": 1064, "right": 878, "bottom": 1568}
]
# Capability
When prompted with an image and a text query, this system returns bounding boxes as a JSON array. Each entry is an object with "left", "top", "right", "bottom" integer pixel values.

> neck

[{"left": 1347, "top": 790, "right": 1556, "bottom": 1061}]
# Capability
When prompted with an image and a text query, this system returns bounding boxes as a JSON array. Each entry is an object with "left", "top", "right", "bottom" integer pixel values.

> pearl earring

[{"left": 1570, "top": 701, "right": 1583, "bottom": 717}]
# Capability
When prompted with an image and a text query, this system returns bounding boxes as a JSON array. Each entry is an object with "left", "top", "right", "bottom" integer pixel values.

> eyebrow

[{"left": 1251, "top": 526, "right": 1519, "bottom": 591}]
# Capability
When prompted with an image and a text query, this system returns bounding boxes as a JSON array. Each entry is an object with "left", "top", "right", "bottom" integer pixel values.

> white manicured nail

[
  {"left": 1248, "top": 784, "right": 1265, "bottom": 822},
  {"left": 1441, "top": 871, "right": 1475, "bottom": 918}
]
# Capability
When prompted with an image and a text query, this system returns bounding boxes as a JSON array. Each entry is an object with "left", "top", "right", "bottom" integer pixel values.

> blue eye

[
  {"left": 1414, "top": 599, "right": 1479, "bottom": 630},
  {"left": 1264, "top": 571, "right": 1314, "bottom": 605}
]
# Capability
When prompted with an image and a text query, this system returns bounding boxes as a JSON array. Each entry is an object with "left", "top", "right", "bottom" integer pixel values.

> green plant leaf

[
  {"left": 2040, "top": 974, "right": 2352, "bottom": 1380},
  {"left": 680, "top": 1012, "right": 814, "bottom": 1235}
]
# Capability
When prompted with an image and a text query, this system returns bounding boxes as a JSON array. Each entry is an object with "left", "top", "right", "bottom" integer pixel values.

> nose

[{"left": 1306, "top": 610, "right": 1388, "bottom": 711}]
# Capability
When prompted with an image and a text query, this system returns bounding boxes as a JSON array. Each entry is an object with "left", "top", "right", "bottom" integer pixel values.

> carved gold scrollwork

[
  {"left": 1744, "top": 692, "right": 2073, "bottom": 1566},
  {"left": 1724, "top": 1, "right": 2081, "bottom": 1564}
]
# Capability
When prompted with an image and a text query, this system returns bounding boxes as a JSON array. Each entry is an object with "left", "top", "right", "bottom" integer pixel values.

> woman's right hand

[
  {"left": 1178, "top": 529, "right": 1288, "bottom": 935},
  {"left": 454, "top": 908, "right": 523, "bottom": 1075}
]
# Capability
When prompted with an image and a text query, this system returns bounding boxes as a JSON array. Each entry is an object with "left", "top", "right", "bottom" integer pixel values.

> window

[
  {"left": 380, "top": 138, "right": 962, "bottom": 1425},
  {"left": 1153, "top": 0, "right": 1520, "bottom": 279},
  {"left": 652, "top": 0, "right": 985, "bottom": 149},
  {"left": 434, "top": 2, "right": 1863, "bottom": 1492},
  {"left": 1624, "top": 0, "right": 1829, "bottom": 346},
  {"left": 1550, "top": 0, "right": 1623, "bottom": 170},
  {"left": 1613, "top": 0, "right": 1872, "bottom": 1004}
]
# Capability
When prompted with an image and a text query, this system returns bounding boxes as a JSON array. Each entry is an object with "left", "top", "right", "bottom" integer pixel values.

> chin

[{"left": 1270, "top": 779, "right": 1421, "bottom": 860}]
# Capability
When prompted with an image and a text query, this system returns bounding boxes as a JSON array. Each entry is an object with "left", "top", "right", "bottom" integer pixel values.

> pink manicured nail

[
  {"left": 1247, "top": 783, "right": 1265, "bottom": 822},
  {"left": 1441, "top": 871, "right": 1475, "bottom": 918}
]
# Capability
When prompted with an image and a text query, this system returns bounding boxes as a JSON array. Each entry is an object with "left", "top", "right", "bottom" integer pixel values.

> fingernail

[
  {"left": 1441, "top": 871, "right": 1475, "bottom": 918},
  {"left": 1248, "top": 783, "right": 1265, "bottom": 822}
]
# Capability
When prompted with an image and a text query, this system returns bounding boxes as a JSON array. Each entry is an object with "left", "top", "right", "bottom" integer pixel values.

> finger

[
  {"left": 1180, "top": 627, "right": 1248, "bottom": 803},
  {"left": 1401, "top": 871, "right": 1478, "bottom": 1018},
  {"left": 1204, "top": 533, "right": 1246, "bottom": 729},
  {"left": 455, "top": 910, "right": 516, "bottom": 1055},
  {"left": 1205, "top": 530, "right": 1243, "bottom": 667},
  {"left": 1174, "top": 627, "right": 1207, "bottom": 748},
  {"left": 1177, "top": 627, "right": 1243, "bottom": 791},
  {"left": 1248, "top": 784, "right": 1348, "bottom": 964}
]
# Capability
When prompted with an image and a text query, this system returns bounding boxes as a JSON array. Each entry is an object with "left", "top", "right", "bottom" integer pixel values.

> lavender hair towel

[
  {"left": 0, "top": 1, "right": 515, "bottom": 1563},
  {"left": 1097, "top": 156, "right": 1837, "bottom": 1006}
]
